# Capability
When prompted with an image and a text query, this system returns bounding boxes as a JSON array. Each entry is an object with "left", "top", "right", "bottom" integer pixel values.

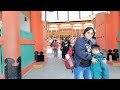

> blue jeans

[{"left": 73, "top": 66, "right": 92, "bottom": 79}]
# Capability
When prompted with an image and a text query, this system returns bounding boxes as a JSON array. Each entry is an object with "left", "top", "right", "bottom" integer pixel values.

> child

[{"left": 91, "top": 44, "right": 109, "bottom": 79}]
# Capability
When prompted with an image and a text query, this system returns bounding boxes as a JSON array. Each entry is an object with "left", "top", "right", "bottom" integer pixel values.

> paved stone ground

[
  {"left": 22, "top": 48, "right": 120, "bottom": 79},
  {"left": 22, "top": 48, "right": 74, "bottom": 79},
  {"left": 109, "top": 65, "right": 120, "bottom": 79}
]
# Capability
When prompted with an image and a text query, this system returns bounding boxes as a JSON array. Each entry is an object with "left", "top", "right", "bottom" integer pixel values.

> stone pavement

[
  {"left": 109, "top": 65, "right": 120, "bottom": 79},
  {"left": 22, "top": 48, "right": 74, "bottom": 79},
  {"left": 22, "top": 48, "right": 120, "bottom": 79}
]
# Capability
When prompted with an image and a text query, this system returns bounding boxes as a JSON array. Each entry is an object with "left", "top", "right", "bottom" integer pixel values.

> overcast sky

[{"left": 42, "top": 11, "right": 108, "bottom": 22}]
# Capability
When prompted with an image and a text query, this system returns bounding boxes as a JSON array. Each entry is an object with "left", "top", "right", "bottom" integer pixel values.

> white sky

[{"left": 42, "top": 11, "right": 108, "bottom": 22}]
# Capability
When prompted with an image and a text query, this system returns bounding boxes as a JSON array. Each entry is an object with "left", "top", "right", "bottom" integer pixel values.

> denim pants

[{"left": 73, "top": 66, "right": 92, "bottom": 79}]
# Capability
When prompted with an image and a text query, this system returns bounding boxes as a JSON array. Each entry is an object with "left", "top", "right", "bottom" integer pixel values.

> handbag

[{"left": 64, "top": 54, "right": 75, "bottom": 69}]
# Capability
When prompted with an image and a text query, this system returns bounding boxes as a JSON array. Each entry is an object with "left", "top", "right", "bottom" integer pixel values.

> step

[
  {"left": 112, "top": 63, "right": 120, "bottom": 66},
  {"left": 33, "top": 64, "right": 43, "bottom": 68},
  {"left": 33, "top": 61, "right": 48, "bottom": 69}
]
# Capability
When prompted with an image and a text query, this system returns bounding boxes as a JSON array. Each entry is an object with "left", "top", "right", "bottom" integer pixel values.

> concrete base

[
  {"left": 33, "top": 64, "right": 43, "bottom": 68},
  {"left": 112, "top": 63, "right": 120, "bottom": 66},
  {"left": 107, "top": 60, "right": 120, "bottom": 66},
  {"left": 33, "top": 61, "right": 47, "bottom": 69}
]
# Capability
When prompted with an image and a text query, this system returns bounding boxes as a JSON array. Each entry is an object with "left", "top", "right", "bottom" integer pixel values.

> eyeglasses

[{"left": 87, "top": 32, "right": 94, "bottom": 35}]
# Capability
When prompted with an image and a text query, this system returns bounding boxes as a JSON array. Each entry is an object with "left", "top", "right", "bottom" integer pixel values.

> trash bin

[
  {"left": 38, "top": 51, "right": 44, "bottom": 62},
  {"left": 112, "top": 49, "right": 119, "bottom": 61},
  {"left": 107, "top": 49, "right": 113, "bottom": 61},
  {"left": 34, "top": 51, "right": 38, "bottom": 62}
]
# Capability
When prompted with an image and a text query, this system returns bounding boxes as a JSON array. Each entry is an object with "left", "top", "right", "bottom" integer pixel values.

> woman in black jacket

[{"left": 61, "top": 37, "right": 71, "bottom": 59}]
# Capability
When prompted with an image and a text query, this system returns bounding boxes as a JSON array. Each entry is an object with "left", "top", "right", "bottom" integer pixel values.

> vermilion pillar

[
  {"left": 58, "top": 24, "right": 60, "bottom": 39},
  {"left": 71, "top": 24, "right": 73, "bottom": 38},
  {"left": 31, "top": 11, "right": 42, "bottom": 52},
  {"left": 2, "top": 11, "right": 21, "bottom": 79},
  {"left": 47, "top": 25, "right": 50, "bottom": 39},
  {"left": 82, "top": 23, "right": 84, "bottom": 34},
  {"left": 110, "top": 11, "right": 120, "bottom": 50},
  {"left": 30, "top": 11, "right": 46, "bottom": 61}
]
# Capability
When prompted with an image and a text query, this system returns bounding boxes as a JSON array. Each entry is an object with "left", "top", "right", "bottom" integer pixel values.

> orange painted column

[
  {"left": 42, "top": 21, "right": 47, "bottom": 61},
  {"left": 0, "top": 12, "right": 3, "bottom": 79},
  {"left": 30, "top": 11, "right": 47, "bottom": 61},
  {"left": 47, "top": 25, "right": 50, "bottom": 39},
  {"left": 2, "top": 11, "right": 21, "bottom": 79},
  {"left": 0, "top": 12, "right": 2, "bottom": 21},
  {"left": 58, "top": 24, "right": 60, "bottom": 39},
  {"left": 82, "top": 23, "right": 84, "bottom": 34},
  {"left": 71, "top": 24, "right": 73, "bottom": 38},
  {"left": 30, "top": 11, "right": 42, "bottom": 52},
  {"left": 110, "top": 11, "right": 120, "bottom": 50}
]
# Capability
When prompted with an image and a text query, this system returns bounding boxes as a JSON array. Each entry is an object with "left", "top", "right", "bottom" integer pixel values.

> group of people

[
  {"left": 72, "top": 27, "right": 109, "bottom": 79},
  {"left": 60, "top": 27, "right": 109, "bottom": 79},
  {"left": 50, "top": 36, "right": 71, "bottom": 58},
  {"left": 50, "top": 27, "right": 109, "bottom": 79}
]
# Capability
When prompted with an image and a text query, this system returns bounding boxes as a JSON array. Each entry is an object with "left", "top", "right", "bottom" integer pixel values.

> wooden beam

[
  {"left": 47, "top": 20, "right": 93, "bottom": 25},
  {"left": 20, "top": 38, "right": 34, "bottom": 44}
]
